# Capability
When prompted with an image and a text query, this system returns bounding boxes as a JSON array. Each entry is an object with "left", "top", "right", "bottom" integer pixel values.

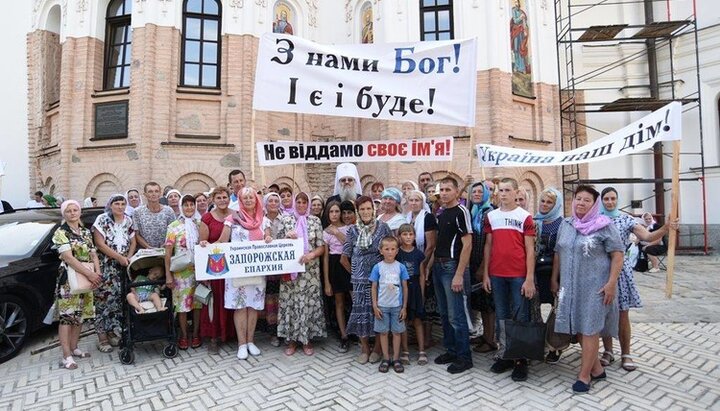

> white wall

[{"left": 0, "top": 2, "right": 31, "bottom": 208}]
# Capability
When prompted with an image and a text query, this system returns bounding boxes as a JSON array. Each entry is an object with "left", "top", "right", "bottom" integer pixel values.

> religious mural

[
  {"left": 273, "top": 1, "right": 295, "bottom": 35},
  {"left": 360, "top": 2, "right": 373, "bottom": 44},
  {"left": 510, "top": 0, "right": 533, "bottom": 97}
]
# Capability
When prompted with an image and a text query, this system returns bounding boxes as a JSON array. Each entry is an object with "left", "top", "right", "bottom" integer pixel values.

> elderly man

[{"left": 327, "top": 163, "right": 362, "bottom": 204}]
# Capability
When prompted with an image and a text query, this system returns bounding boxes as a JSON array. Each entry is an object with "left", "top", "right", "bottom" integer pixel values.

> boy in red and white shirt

[{"left": 482, "top": 178, "right": 536, "bottom": 382}]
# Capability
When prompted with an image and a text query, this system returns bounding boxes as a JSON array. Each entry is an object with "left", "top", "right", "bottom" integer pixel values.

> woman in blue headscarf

[
  {"left": 377, "top": 187, "right": 406, "bottom": 233},
  {"left": 533, "top": 187, "right": 564, "bottom": 363},
  {"left": 467, "top": 181, "right": 497, "bottom": 353}
]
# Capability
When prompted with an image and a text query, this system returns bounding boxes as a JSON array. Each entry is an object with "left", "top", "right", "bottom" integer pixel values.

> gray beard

[{"left": 339, "top": 186, "right": 357, "bottom": 202}]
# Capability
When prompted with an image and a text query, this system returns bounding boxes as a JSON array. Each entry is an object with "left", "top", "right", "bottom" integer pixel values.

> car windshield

[{"left": 0, "top": 222, "right": 56, "bottom": 260}]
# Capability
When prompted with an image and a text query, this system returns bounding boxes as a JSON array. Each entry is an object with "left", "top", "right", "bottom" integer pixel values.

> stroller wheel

[
  {"left": 120, "top": 349, "right": 135, "bottom": 365},
  {"left": 163, "top": 344, "right": 178, "bottom": 358}
]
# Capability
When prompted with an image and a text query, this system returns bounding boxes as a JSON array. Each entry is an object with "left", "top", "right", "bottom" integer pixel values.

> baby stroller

[{"left": 119, "top": 248, "right": 178, "bottom": 364}]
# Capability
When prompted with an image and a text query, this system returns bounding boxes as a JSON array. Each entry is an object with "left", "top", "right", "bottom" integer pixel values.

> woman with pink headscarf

[
  {"left": 219, "top": 187, "right": 268, "bottom": 361},
  {"left": 277, "top": 192, "right": 326, "bottom": 356}
]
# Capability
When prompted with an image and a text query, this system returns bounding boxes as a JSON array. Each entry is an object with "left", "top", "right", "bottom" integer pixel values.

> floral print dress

[
  {"left": 92, "top": 214, "right": 134, "bottom": 335},
  {"left": 223, "top": 218, "right": 267, "bottom": 311},
  {"left": 165, "top": 218, "right": 203, "bottom": 313},
  {"left": 52, "top": 224, "right": 96, "bottom": 326},
  {"left": 611, "top": 214, "right": 643, "bottom": 310},
  {"left": 277, "top": 214, "right": 327, "bottom": 344}
]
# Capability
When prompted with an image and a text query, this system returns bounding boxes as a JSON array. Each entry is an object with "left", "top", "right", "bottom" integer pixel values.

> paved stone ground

[{"left": 1, "top": 256, "right": 719, "bottom": 410}]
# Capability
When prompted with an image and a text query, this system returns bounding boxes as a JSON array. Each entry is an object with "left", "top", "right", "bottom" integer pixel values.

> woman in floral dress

[
  {"left": 91, "top": 194, "right": 136, "bottom": 353},
  {"left": 53, "top": 200, "right": 101, "bottom": 369},
  {"left": 219, "top": 187, "right": 267, "bottom": 360},
  {"left": 277, "top": 192, "right": 326, "bottom": 356},
  {"left": 164, "top": 195, "right": 203, "bottom": 350}
]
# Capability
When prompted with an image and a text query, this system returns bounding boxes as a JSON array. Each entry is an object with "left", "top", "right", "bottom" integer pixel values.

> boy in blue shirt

[{"left": 370, "top": 236, "right": 409, "bottom": 373}]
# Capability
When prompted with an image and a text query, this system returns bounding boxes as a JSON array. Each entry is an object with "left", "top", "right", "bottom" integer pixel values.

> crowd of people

[{"left": 45, "top": 163, "right": 678, "bottom": 393}]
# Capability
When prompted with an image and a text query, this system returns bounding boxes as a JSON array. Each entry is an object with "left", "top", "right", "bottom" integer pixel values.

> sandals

[
  {"left": 378, "top": 359, "right": 390, "bottom": 373},
  {"left": 284, "top": 342, "right": 298, "bottom": 356},
  {"left": 191, "top": 337, "right": 202, "bottom": 349},
  {"left": 178, "top": 337, "right": 189, "bottom": 350},
  {"left": 621, "top": 354, "right": 638, "bottom": 371},
  {"left": 417, "top": 351, "right": 428, "bottom": 366},
  {"left": 96, "top": 342, "right": 113, "bottom": 353},
  {"left": 302, "top": 344, "right": 314, "bottom": 356},
  {"left": 72, "top": 348, "right": 91, "bottom": 358},
  {"left": 399, "top": 351, "right": 410, "bottom": 365},
  {"left": 473, "top": 337, "right": 498, "bottom": 353},
  {"left": 599, "top": 350, "right": 615, "bottom": 367},
  {"left": 393, "top": 360, "right": 405, "bottom": 373},
  {"left": 61, "top": 356, "right": 78, "bottom": 370}
]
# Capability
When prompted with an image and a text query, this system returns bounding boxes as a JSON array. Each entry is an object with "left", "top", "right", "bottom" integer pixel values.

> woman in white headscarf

[
  {"left": 164, "top": 194, "right": 203, "bottom": 350},
  {"left": 400, "top": 180, "right": 419, "bottom": 214},
  {"left": 125, "top": 188, "right": 143, "bottom": 217},
  {"left": 91, "top": 194, "right": 136, "bottom": 352}
]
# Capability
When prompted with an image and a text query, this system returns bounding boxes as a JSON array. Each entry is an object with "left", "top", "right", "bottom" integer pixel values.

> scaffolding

[{"left": 554, "top": 0, "right": 709, "bottom": 253}]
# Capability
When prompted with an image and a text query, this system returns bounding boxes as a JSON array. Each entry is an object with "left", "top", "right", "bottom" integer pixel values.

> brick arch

[
  {"left": 519, "top": 170, "right": 544, "bottom": 215},
  {"left": 174, "top": 172, "right": 216, "bottom": 195},
  {"left": 360, "top": 174, "right": 377, "bottom": 196},
  {"left": 272, "top": 177, "right": 301, "bottom": 193},
  {"left": 84, "top": 173, "right": 123, "bottom": 204}
]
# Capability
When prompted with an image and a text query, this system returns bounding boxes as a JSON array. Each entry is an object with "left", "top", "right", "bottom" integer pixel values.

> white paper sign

[
  {"left": 476, "top": 102, "right": 682, "bottom": 167},
  {"left": 257, "top": 136, "right": 453, "bottom": 166},
  {"left": 253, "top": 34, "right": 477, "bottom": 127},
  {"left": 194, "top": 239, "right": 306, "bottom": 281}
]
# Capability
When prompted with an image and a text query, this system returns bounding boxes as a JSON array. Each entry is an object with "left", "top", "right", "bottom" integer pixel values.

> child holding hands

[
  {"left": 370, "top": 236, "right": 409, "bottom": 373},
  {"left": 396, "top": 224, "right": 428, "bottom": 365}
]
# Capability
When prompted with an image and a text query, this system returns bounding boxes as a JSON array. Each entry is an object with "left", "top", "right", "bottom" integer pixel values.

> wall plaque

[{"left": 94, "top": 101, "right": 128, "bottom": 139}]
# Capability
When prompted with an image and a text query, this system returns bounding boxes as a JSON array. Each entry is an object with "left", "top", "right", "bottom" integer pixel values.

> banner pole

[
  {"left": 665, "top": 141, "right": 680, "bottom": 299},
  {"left": 250, "top": 110, "right": 256, "bottom": 182}
]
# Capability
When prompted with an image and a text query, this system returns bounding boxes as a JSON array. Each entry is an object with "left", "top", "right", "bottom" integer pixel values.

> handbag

[
  {"left": 170, "top": 250, "right": 193, "bottom": 272},
  {"left": 545, "top": 299, "right": 572, "bottom": 351},
  {"left": 499, "top": 306, "right": 546, "bottom": 361},
  {"left": 67, "top": 262, "right": 96, "bottom": 295},
  {"left": 194, "top": 283, "right": 212, "bottom": 305}
]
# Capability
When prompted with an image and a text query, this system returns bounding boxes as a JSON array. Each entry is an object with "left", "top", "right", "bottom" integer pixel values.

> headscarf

[
  {"left": 332, "top": 162, "right": 361, "bottom": 196},
  {"left": 125, "top": 188, "right": 143, "bottom": 217},
  {"left": 104, "top": 193, "right": 127, "bottom": 216},
  {"left": 380, "top": 187, "right": 402, "bottom": 213},
  {"left": 289, "top": 192, "right": 312, "bottom": 280},
  {"left": 534, "top": 187, "right": 564, "bottom": 237},
  {"left": 179, "top": 212, "right": 200, "bottom": 254},
  {"left": 599, "top": 187, "right": 621, "bottom": 218},
  {"left": 572, "top": 196, "right": 611, "bottom": 236},
  {"left": 404, "top": 190, "right": 430, "bottom": 250},
  {"left": 263, "top": 192, "right": 281, "bottom": 212},
  {"left": 310, "top": 195, "right": 325, "bottom": 217},
  {"left": 237, "top": 187, "right": 265, "bottom": 241},
  {"left": 641, "top": 212, "right": 656, "bottom": 230},
  {"left": 355, "top": 198, "right": 377, "bottom": 250},
  {"left": 60, "top": 199, "right": 81, "bottom": 216},
  {"left": 83, "top": 197, "right": 94, "bottom": 207},
  {"left": 43, "top": 194, "right": 58, "bottom": 208},
  {"left": 166, "top": 189, "right": 182, "bottom": 202},
  {"left": 468, "top": 181, "right": 493, "bottom": 234}
]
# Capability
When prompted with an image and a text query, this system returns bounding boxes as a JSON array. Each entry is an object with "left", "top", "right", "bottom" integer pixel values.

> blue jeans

[
  {"left": 490, "top": 275, "right": 530, "bottom": 341},
  {"left": 433, "top": 260, "right": 472, "bottom": 364}
]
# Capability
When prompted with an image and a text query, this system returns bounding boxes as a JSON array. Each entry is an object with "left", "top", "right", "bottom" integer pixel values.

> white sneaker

[
  {"left": 247, "top": 342, "right": 261, "bottom": 356},
  {"left": 237, "top": 344, "right": 249, "bottom": 360},
  {"left": 648, "top": 267, "right": 660, "bottom": 273}
]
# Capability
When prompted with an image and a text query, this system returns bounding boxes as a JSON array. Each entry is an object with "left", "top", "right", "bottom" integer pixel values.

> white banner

[
  {"left": 476, "top": 102, "right": 682, "bottom": 167},
  {"left": 253, "top": 34, "right": 477, "bottom": 127},
  {"left": 194, "top": 239, "right": 305, "bottom": 281},
  {"left": 257, "top": 136, "right": 453, "bottom": 166}
]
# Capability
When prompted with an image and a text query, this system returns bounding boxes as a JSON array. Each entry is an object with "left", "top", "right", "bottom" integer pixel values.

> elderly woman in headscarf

[
  {"left": 52, "top": 200, "right": 101, "bottom": 369},
  {"left": 262, "top": 192, "right": 284, "bottom": 347},
  {"left": 83, "top": 197, "right": 97, "bottom": 208},
  {"left": 550, "top": 185, "right": 624, "bottom": 393},
  {"left": 328, "top": 162, "right": 362, "bottom": 204},
  {"left": 166, "top": 189, "right": 182, "bottom": 217},
  {"left": 219, "top": 187, "right": 269, "bottom": 360},
  {"left": 277, "top": 192, "right": 326, "bottom": 356},
  {"left": 533, "top": 187, "right": 564, "bottom": 362},
  {"left": 400, "top": 180, "right": 420, "bottom": 214},
  {"left": 377, "top": 187, "right": 406, "bottom": 233},
  {"left": 342, "top": 196, "right": 392, "bottom": 364},
  {"left": 164, "top": 194, "right": 203, "bottom": 350},
  {"left": 91, "top": 194, "right": 136, "bottom": 353},
  {"left": 125, "top": 188, "right": 143, "bottom": 217},
  {"left": 467, "top": 181, "right": 498, "bottom": 354},
  {"left": 310, "top": 195, "right": 325, "bottom": 219}
]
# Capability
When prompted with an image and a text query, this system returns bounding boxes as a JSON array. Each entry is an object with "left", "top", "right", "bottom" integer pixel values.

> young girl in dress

[{"left": 322, "top": 201, "right": 351, "bottom": 352}]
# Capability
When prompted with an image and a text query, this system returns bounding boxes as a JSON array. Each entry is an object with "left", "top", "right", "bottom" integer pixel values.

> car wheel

[{"left": 0, "top": 295, "right": 30, "bottom": 363}]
